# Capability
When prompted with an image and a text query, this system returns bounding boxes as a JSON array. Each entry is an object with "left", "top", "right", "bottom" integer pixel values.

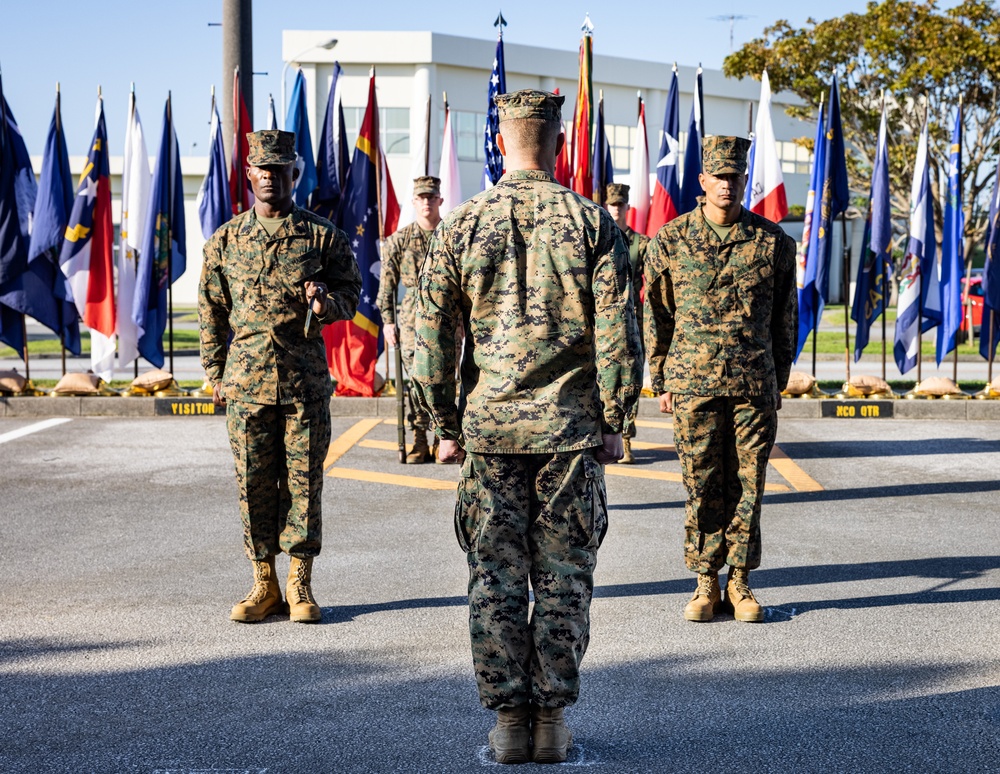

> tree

[{"left": 723, "top": 0, "right": 1000, "bottom": 262}]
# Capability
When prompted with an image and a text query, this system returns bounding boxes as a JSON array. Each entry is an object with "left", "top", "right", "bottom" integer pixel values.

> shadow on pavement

[
  {"left": 1, "top": 640, "right": 995, "bottom": 772},
  {"left": 775, "top": 437, "right": 1000, "bottom": 460}
]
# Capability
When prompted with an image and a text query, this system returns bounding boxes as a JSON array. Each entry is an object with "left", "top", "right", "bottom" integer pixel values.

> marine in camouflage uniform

[
  {"left": 377, "top": 176, "right": 442, "bottom": 463},
  {"left": 413, "top": 90, "right": 642, "bottom": 764},
  {"left": 604, "top": 183, "right": 649, "bottom": 464},
  {"left": 199, "top": 130, "right": 362, "bottom": 623},
  {"left": 644, "top": 135, "right": 797, "bottom": 623}
]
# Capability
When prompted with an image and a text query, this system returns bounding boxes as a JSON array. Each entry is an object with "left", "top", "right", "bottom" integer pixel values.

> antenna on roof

[{"left": 710, "top": 13, "right": 753, "bottom": 54}]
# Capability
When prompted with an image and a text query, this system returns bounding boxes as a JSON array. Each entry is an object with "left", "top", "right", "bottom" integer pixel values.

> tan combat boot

[
  {"left": 619, "top": 438, "right": 635, "bottom": 464},
  {"left": 531, "top": 705, "right": 573, "bottom": 764},
  {"left": 287, "top": 556, "right": 322, "bottom": 623},
  {"left": 406, "top": 430, "right": 432, "bottom": 464},
  {"left": 488, "top": 705, "right": 531, "bottom": 765},
  {"left": 726, "top": 568, "right": 764, "bottom": 622},
  {"left": 230, "top": 556, "right": 287, "bottom": 622},
  {"left": 683, "top": 572, "right": 721, "bottom": 622}
]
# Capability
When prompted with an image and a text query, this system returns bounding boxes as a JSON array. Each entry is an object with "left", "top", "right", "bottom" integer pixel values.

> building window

[
  {"left": 343, "top": 107, "right": 410, "bottom": 155},
  {"left": 606, "top": 124, "right": 636, "bottom": 175},
  {"left": 441, "top": 110, "right": 488, "bottom": 162}
]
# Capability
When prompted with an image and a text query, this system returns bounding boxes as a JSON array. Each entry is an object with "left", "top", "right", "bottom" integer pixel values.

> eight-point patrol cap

[
  {"left": 412, "top": 176, "right": 442, "bottom": 196},
  {"left": 247, "top": 129, "right": 297, "bottom": 166},
  {"left": 494, "top": 89, "right": 564, "bottom": 122},
  {"left": 702, "top": 134, "right": 752, "bottom": 176},
  {"left": 605, "top": 183, "right": 630, "bottom": 205}
]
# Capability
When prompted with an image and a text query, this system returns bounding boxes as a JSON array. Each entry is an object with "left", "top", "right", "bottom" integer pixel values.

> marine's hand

[
  {"left": 658, "top": 391, "right": 673, "bottom": 414},
  {"left": 212, "top": 383, "right": 226, "bottom": 407},
  {"left": 384, "top": 323, "right": 398, "bottom": 348},
  {"left": 304, "top": 281, "right": 329, "bottom": 315},
  {"left": 438, "top": 439, "right": 465, "bottom": 464},
  {"left": 595, "top": 433, "right": 623, "bottom": 464}
]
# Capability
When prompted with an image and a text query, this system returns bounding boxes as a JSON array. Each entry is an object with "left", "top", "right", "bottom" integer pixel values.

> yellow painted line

[
  {"left": 769, "top": 444, "right": 824, "bottom": 492},
  {"left": 630, "top": 440, "right": 675, "bottom": 451},
  {"left": 358, "top": 439, "right": 399, "bottom": 451},
  {"left": 381, "top": 417, "right": 399, "bottom": 426},
  {"left": 634, "top": 418, "right": 674, "bottom": 429},
  {"left": 323, "top": 418, "right": 382, "bottom": 470},
  {"left": 604, "top": 465, "right": 789, "bottom": 492},
  {"left": 328, "top": 467, "right": 458, "bottom": 491}
]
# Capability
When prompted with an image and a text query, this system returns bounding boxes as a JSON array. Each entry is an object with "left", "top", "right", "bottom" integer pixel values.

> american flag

[{"left": 482, "top": 22, "right": 507, "bottom": 189}]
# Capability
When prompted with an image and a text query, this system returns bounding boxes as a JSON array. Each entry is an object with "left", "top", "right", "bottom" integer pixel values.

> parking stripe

[
  {"left": 769, "top": 444, "right": 824, "bottom": 491},
  {"left": 0, "top": 418, "right": 72, "bottom": 445},
  {"left": 323, "top": 418, "right": 382, "bottom": 470},
  {"left": 328, "top": 466, "right": 458, "bottom": 491},
  {"left": 605, "top": 464, "right": 790, "bottom": 492}
]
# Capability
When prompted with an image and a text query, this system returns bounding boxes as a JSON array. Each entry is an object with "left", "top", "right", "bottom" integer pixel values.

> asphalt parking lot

[{"left": 1, "top": 414, "right": 998, "bottom": 773}]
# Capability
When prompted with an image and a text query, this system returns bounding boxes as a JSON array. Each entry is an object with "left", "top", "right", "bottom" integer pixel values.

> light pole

[{"left": 281, "top": 37, "right": 337, "bottom": 129}]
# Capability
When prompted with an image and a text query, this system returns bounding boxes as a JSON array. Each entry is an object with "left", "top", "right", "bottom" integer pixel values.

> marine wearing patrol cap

[
  {"left": 247, "top": 129, "right": 297, "bottom": 166},
  {"left": 702, "top": 135, "right": 752, "bottom": 176},
  {"left": 413, "top": 176, "right": 442, "bottom": 196},
  {"left": 494, "top": 89, "right": 564, "bottom": 122},
  {"left": 605, "top": 183, "right": 630, "bottom": 205}
]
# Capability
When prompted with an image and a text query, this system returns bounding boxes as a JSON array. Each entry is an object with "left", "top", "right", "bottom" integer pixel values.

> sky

[{"left": 1, "top": 0, "right": 883, "bottom": 161}]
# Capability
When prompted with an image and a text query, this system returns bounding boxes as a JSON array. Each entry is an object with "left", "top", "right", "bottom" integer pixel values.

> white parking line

[{"left": 0, "top": 418, "right": 72, "bottom": 445}]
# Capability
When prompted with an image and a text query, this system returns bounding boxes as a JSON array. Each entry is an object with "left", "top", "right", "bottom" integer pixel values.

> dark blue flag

[
  {"left": 196, "top": 99, "right": 231, "bottom": 240},
  {"left": 679, "top": 66, "right": 704, "bottom": 215},
  {"left": 980, "top": 149, "right": 1000, "bottom": 361},
  {"left": 314, "top": 62, "right": 350, "bottom": 221},
  {"left": 134, "top": 99, "right": 186, "bottom": 368},
  {"left": 0, "top": 78, "right": 36, "bottom": 359},
  {"left": 286, "top": 69, "right": 318, "bottom": 208},
  {"left": 938, "top": 108, "right": 964, "bottom": 365},
  {"left": 851, "top": 105, "right": 892, "bottom": 360},
  {"left": 3, "top": 93, "right": 80, "bottom": 354},
  {"left": 796, "top": 75, "right": 850, "bottom": 357},
  {"left": 482, "top": 33, "right": 506, "bottom": 189},
  {"left": 591, "top": 95, "right": 613, "bottom": 204}
]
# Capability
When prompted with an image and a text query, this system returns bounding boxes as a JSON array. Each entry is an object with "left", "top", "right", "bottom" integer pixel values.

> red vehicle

[{"left": 960, "top": 274, "right": 983, "bottom": 334}]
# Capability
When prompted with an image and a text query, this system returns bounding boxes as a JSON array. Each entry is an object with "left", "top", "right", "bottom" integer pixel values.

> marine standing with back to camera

[
  {"left": 199, "top": 129, "right": 362, "bottom": 624},
  {"left": 644, "top": 135, "right": 797, "bottom": 623},
  {"left": 413, "top": 89, "right": 642, "bottom": 765}
]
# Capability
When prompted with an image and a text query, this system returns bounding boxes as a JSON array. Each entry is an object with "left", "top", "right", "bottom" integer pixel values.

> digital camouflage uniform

[
  {"left": 645, "top": 139, "right": 796, "bottom": 574},
  {"left": 199, "top": 199, "right": 361, "bottom": 561},
  {"left": 377, "top": 220, "right": 433, "bottom": 431},
  {"left": 621, "top": 224, "right": 648, "bottom": 441},
  {"left": 414, "top": 91, "right": 643, "bottom": 711}
]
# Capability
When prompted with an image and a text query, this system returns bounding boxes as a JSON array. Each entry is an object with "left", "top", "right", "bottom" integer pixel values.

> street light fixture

[{"left": 281, "top": 37, "right": 338, "bottom": 128}]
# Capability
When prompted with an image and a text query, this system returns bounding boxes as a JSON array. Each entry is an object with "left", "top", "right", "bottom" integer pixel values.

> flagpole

[
  {"left": 842, "top": 212, "right": 851, "bottom": 383},
  {"left": 423, "top": 94, "right": 431, "bottom": 176},
  {"left": 20, "top": 318, "right": 29, "bottom": 381},
  {"left": 954, "top": 95, "right": 963, "bottom": 384},
  {"left": 636, "top": 90, "right": 641, "bottom": 120},
  {"left": 917, "top": 102, "right": 927, "bottom": 385},
  {"left": 747, "top": 101, "right": 753, "bottom": 136},
  {"left": 166, "top": 91, "right": 175, "bottom": 376},
  {"left": 880, "top": 90, "right": 887, "bottom": 382},
  {"left": 56, "top": 82, "right": 67, "bottom": 377},
  {"left": 131, "top": 83, "right": 140, "bottom": 380}
]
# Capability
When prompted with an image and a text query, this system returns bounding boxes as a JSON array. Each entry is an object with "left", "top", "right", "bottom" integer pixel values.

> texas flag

[
  {"left": 744, "top": 70, "right": 788, "bottom": 223},
  {"left": 59, "top": 96, "right": 116, "bottom": 379},
  {"left": 646, "top": 65, "right": 681, "bottom": 236}
]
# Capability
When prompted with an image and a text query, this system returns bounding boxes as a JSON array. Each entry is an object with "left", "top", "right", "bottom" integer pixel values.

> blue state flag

[
  {"left": 851, "top": 104, "right": 892, "bottom": 360},
  {"left": 795, "top": 98, "right": 825, "bottom": 361},
  {"left": 4, "top": 94, "right": 80, "bottom": 354},
  {"left": 134, "top": 99, "right": 186, "bottom": 368},
  {"left": 591, "top": 95, "right": 613, "bottom": 204},
  {"left": 286, "top": 69, "right": 318, "bottom": 208},
  {"left": 679, "top": 67, "right": 704, "bottom": 215},
  {"left": 797, "top": 75, "right": 850, "bottom": 356},
  {"left": 314, "top": 62, "right": 350, "bottom": 221},
  {"left": 979, "top": 156, "right": 1000, "bottom": 362},
  {"left": 196, "top": 99, "right": 231, "bottom": 240},
  {"left": 937, "top": 108, "right": 964, "bottom": 365},
  {"left": 482, "top": 33, "right": 507, "bottom": 189},
  {"left": 0, "top": 79, "right": 37, "bottom": 360}
]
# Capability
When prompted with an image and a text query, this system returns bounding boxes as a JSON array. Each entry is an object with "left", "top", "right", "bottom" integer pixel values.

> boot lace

[
  {"left": 696, "top": 574, "right": 717, "bottom": 596},
  {"left": 730, "top": 572, "right": 756, "bottom": 601}
]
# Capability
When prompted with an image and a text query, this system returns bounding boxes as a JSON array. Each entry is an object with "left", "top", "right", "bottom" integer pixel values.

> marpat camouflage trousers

[
  {"left": 455, "top": 450, "right": 608, "bottom": 710},
  {"left": 398, "top": 309, "right": 430, "bottom": 431},
  {"left": 672, "top": 394, "right": 777, "bottom": 573},
  {"left": 226, "top": 399, "right": 331, "bottom": 560}
]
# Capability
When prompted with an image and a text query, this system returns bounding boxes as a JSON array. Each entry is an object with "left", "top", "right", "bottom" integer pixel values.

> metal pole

[
  {"left": 881, "top": 262, "right": 888, "bottom": 381},
  {"left": 811, "top": 285, "right": 818, "bottom": 378},
  {"left": 167, "top": 92, "right": 175, "bottom": 376},
  {"left": 989, "top": 309, "right": 995, "bottom": 384},
  {"left": 222, "top": 0, "right": 252, "bottom": 165},
  {"left": 56, "top": 82, "right": 68, "bottom": 377},
  {"left": 21, "top": 318, "right": 29, "bottom": 381},
  {"left": 842, "top": 213, "right": 851, "bottom": 383},
  {"left": 423, "top": 95, "right": 431, "bottom": 176}
]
